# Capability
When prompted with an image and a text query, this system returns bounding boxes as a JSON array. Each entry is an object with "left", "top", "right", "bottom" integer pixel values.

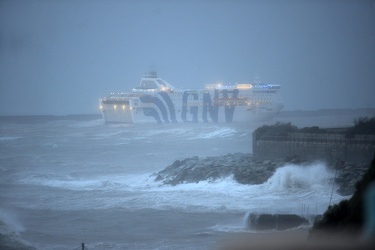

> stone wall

[{"left": 253, "top": 132, "right": 375, "bottom": 163}]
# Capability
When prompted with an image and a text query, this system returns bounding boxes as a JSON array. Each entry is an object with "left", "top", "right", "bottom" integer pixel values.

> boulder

[
  {"left": 153, "top": 153, "right": 278, "bottom": 185},
  {"left": 247, "top": 213, "right": 313, "bottom": 231}
]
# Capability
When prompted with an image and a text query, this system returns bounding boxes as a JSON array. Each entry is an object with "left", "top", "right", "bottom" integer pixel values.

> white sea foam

[
  {"left": 209, "top": 223, "right": 248, "bottom": 233},
  {"left": 19, "top": 172, "right": 152, "bottom": 191},
  {"left": 188, "top": 127, "right": 236, "bottom": 139},
  {"left": 0, "top": 136, "right": 21, "bottom": 141},
  {"left": 142, "top": 125, "right": 237, "bottom": 140},
  {"left": 18, "top": 163, "right": 344, "bottom": 214},
  {"left": 68, "top": 119, "right": 104, "bottom": 128},
  {"left": 42, "top": 143, "right": 59, "bottom": 148},
  {"left": 94, "top": 130, "right": 128, "bottom": 138},
  {"left": 0, "top": 209, "right": 25, "bottom": 233},
  {"left": 264, "top": 162, "right": 334, "bottom": 191},
  {"left": 145, "top": 127, "right": 192, "bottom": 137},
  {"left": 0, "top": 210, "right": 33, "bottom": 250}
]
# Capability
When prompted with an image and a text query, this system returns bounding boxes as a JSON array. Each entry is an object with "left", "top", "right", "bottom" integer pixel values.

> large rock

[
  {"left": 334, "top": 162, "right": 369, "bottom": 196},
  {"left": 153, "top": 153, "right": 280, "bottom": 186},
  {"left": 247, "top": 213, "right": 314, "bottom": 231}
]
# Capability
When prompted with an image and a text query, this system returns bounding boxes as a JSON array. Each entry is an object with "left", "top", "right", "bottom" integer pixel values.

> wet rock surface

[
  {"left": 153, "top": 153, "right": 369, "bottom": 196},
  {"left": 334, "top": 161, "right": 369, "bottom": 196},
  {"left": 247, "top": 213, "right": 315, "bottom": 231},
  {"left": 153, "top": 153, "right": 303, "bottom": 186}
]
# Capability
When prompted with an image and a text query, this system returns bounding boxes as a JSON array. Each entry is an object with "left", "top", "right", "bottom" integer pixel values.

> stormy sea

[{"left": 1, "top": 109, "right": 374, "bottom": 249}]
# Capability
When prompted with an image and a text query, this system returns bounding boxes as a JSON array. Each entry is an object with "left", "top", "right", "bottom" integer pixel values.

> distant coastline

[
  {"left": 1, "top": 108, "right": 375, "bottom": 122},
  {"left": 0, "top": 114, "right": 102, "bottom": 123},
  {"left": 278, "top": 108, "right": 375, "bottom": 118}
]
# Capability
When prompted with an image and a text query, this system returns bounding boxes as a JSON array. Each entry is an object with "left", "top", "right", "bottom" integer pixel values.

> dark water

[{"left": 1, "top": 111, "right": 367, "bottom": 249}]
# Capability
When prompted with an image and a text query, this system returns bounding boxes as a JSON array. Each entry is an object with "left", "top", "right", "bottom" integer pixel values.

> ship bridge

[{"left": 132, "top": 72, "right": 177, "bottom": 93}]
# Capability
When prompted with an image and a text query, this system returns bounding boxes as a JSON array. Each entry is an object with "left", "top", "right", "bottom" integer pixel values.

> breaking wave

[
  {"left": 264, "top": 162, "right": 334, "bottom": 191},
  {"left": 67, "top": 119, "right": 104, "bottom": 128},
  {"left": 18, "top": 163, "right": 344, "bottom": 214},
  {"left": 0, "top": 209, "right": 34, "bottom": 249},
  {"left": 0, "top": 136, "right": 21, "bottom": 141},
  {"left": 0, "top": 209, "right": 24, "bottom": 233},
  {"left": 189, "top": 127, "right": 236, "bottom": 139}
]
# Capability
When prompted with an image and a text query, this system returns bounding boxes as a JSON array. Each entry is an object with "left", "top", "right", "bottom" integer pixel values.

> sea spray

[
  {"left": 0, "top": 209, "right": 35, "bottom": 249},
  {"left": 241, "top": 162, "right": 341, "bottom": 218},
  {"left": 241, "top": 163, "right": 336, "bottom": 231},
  {"left": 264, "top": 162, "right": 334, "bottom": 191},
  {"left": 0, "top": 209, "right": 25, "bottom": 234}
]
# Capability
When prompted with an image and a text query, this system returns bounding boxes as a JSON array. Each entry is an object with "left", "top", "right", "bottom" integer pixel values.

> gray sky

[{"left": 1, "top": 0, "right": 374, "bottom": 115}]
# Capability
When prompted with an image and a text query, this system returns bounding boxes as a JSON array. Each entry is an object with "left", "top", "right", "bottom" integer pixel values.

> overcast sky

[{"left": 0, "top": 0, "right": 374, "bottom": 115}]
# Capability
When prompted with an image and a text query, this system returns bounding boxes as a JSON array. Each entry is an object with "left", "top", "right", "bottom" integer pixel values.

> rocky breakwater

[
  {"left": 154, "top": 153, "right": 292, "bottom": 186},
  {"left": 153, "top": 152, "right": 370, "bottom": 196},
  {"left": 153, "top": 153, "right": 372, "bottom": 231}
]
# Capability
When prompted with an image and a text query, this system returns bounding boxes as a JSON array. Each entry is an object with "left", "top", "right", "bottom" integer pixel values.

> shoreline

[{"left": 153, "top": 152, "right": 369, "bottom": 196}]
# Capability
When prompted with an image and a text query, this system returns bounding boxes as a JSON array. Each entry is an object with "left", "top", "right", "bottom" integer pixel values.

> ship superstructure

[{"left": 99, "top": 72, "right": 283, "bottom": 123}]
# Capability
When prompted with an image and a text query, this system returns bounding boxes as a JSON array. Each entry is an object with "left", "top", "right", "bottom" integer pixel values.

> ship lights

[
  {"left": 99, "top": 105, "right": 103, "bottom": 110},
  {"left": 122, "top": 105, "right": 126, "bottom": 110},
  {"left": 236, "top": 84, "right": 252, "bottom": 90},
  {"left": 113, "top": 105, "right": 117, "bottom": 110}
]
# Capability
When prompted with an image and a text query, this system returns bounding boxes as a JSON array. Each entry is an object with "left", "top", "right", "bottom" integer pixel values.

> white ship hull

[{"left": 100, "top": 73, "right": 283, "bottom": 124}]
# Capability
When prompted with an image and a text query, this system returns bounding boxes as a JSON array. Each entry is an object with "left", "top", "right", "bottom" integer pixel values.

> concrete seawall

[{"left": 253, "top": 132, "right": 375, "bottom": 163}]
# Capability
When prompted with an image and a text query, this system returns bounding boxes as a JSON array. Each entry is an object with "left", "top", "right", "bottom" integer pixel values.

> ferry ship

[{"left": 99, "top": 72, "right": 283, "bottom": 124}]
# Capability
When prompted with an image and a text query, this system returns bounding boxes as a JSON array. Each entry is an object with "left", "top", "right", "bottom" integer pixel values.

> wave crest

[{"left": 265, "top": 162, "right": 334, "bottom": 191}]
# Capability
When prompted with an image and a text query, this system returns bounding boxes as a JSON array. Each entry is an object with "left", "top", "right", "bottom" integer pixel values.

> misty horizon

[{"left": 1, "top": 0, "right": 375, "bottom": 116}]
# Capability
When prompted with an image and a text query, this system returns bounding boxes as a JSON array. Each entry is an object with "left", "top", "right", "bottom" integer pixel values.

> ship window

[
  {"left": 140, "top": 80, "right": 158, "bottom": 89},
  {"left": 157, "top": 80, "right": 167, "bottom": 87}
]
